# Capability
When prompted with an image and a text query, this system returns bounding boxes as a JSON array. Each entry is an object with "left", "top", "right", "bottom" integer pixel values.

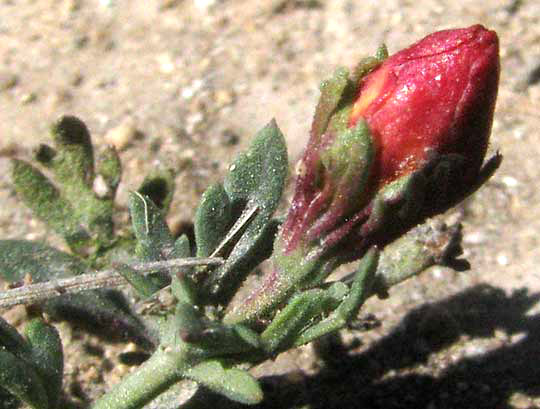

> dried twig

[{"left": 0, "top": 257, "right": 223, "bottom": 309}]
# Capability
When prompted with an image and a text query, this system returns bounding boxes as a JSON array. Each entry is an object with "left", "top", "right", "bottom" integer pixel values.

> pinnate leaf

[{"left": 202, "top": 120, "right": 287, "bottom": 304}]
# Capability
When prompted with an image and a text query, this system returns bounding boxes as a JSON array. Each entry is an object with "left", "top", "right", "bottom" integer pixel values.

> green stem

[{"left": 91, "top": 348, "right": 190, "bottom": 409}]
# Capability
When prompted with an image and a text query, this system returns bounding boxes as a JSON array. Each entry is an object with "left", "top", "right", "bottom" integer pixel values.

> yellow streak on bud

[{"left": 350, "top": 65, "right": 390, "bottom": 123}]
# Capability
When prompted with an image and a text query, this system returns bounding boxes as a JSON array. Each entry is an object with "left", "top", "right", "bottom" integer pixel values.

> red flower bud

[
  {"left": 280, "top": 26, "right": 499, "bottom": 256},
  {"left": 224, "top": 26, "right": 501, "bottom": 325},
  {"left": 349, "top": 24, "right": 500, "bottom": 187}
]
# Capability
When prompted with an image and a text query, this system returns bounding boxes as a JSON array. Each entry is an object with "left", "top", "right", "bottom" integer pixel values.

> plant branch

[
  {"left": 0, "top": 257, "right": 223, "bottom": 309},
  {"left": 90, "top": 347, "right": 189, "bottom": 409}
]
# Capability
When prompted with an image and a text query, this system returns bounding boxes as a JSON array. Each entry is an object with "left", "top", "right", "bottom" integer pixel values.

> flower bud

[
  {"left": 224, "top": 26, "right": 500, "bottom": 325},
  {"left": 283, "top": 25, "right": 499, "bottom": 254},
  {"left": 350, "top": 24, "right": 500, "bottom": 187}
]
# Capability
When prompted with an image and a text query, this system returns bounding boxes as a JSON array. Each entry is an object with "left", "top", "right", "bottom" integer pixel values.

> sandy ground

[{"left": 1, "top": 1, "right": 540, "bottom": 408}]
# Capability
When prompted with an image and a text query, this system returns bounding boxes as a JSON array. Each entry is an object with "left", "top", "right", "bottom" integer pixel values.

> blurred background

[{"left": 1, "top": 1, "right": 539, "bottom": 408}]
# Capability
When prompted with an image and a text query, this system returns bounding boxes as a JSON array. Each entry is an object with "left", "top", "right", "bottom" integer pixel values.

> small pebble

[
  {"left": 463, "top": 230, "right": 488, "bottom": 245},
  {"left": 512, "top": 125, "right": 525, "bottom": 140},
  {"left": 181, "top": 79, "right": 204, "bottom": 100},
  {"left": 70, "top": 71, "right": 84, "bottom": 86},
  {"left": 73, "top": 34, "right": 89, "bottom": 49},
  {"left": 496, "top": 253, "right": 509, "bottom": 266},
  {"left": 430, "top": 267, "right": 444, "bottom": 279},
  {"left": 221, "top": 129, "right": 239, "bottom": 145},
  {"left": 64, "top": 0, "right": 81, "bottom": 13},
  {"left": 20, "top": 92, "right": 37, "bottom": 104},
  {"left": 100, "top": 0, "right": 114, "bottom": 8},
  {"left": 0, "top": 142, "right": 19, "bottom": 157},
  {"left": 104, "top": 119, "right": 139, "bottom": 150},
  {"left": 214, "top": 89, "right": 235, "bottom": 107},
  {"left": 159, "top": 0, "right": 180, "bottom": 9},
  {"left": 0, "top": 72, "right": 18, "bottom": 91},
  {"left": 123, "top": 342, "right": 139, "bottom": 353},
  {"left": 194, "top": 0, "right": 217, "bottom": 11},
  {"left": 501, "top": 175, "right": 519, "bottom": 188},
  {"left": 157, "top": 53, "right": 175, "bottom": 74},
  {"left": 185, "top": 112, "right": 204, "bottom": 134},
  {"left": 93, "top": 174, "right": 111, "bottom": 198}
]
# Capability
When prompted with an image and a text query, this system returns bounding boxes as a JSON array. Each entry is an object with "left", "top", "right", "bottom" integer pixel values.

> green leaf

[
  {"left": 96, "top": 145, "right": 122, "bottom": 198},
  {"left": 114, "top": 262, "right": 162, "bottom": 299},
  {"left": 185, "top": 360, "right": 263, "bottom": 405},
  {"left": 293, "top": 249, "right": 379, "bottom": 347},
  {"left": 203, "top": 120, "right": 287, "bottom": 304},
  {"left": 49, "top": 115, "right": 94, "bottom": 188},
  {"left": 48, "top": 116, "right": 115, "bottom": 244},
  {"left": 351, "top": 54, "right": 383, "bottom": 84},
  {"left": 0, "top": 240, "right": 87, "bottom": 283},
  {"left": 317, "top": 120, "right": 374, "bottom": 226},
  {"left": 180, "top": 322, "right": 261, "bottom": 357},
  {"left": 333, "top": 248, "right": 378, "bottom": 320},
  {"left": 141, "top": 380, "right": 198, "bottom": 409},
  {"left": 194, "top": 183, "right": 233, "bottom": 258},
  {"left": 0, "top": 350, "right": 49, "bottom": 409},
  {"left": 260, "top": 286, "right": 344, "bottom": 354},
  {"left": 0, "top": 316, "right": 31, "bottom": 361},
  {"left": 312, "top": 67, "right": 349, "bottom": 141},
  {"left": 10, "top": 116, "right": 118, "bottom": 249},
  {"left": 24, "top": 319, "right": 63, "bottom": 409},
  {"left": 375, "top": 43, "right": 389, "bottom": 61},
  {"left": 10, "top": 160, "right": 90, "bottom": 249},
  {"left": 128, "top": 192, "right": 173, "bottom": 291},
  {"left": 129, "top": 192, "right": 174, "bottom": 262}
]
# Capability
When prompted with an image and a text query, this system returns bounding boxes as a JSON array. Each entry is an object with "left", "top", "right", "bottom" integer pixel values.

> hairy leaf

[
  {"left": 0, "top": 316, "right": 31, "bottom": 361},
  {"left": 48, "top": 116, "right": 114, "bottom": 243},
  {"left": 186, "top": 360, "right": 263, "bottom": 405},
  {"left": 10, "top": 160, "right": 90, "bottom": 249},
  {"left": 129, "top": 192, "right": 174, "bottom": 262},
  {"left": 0, "top": 350, "right": 49, "bottom": 409},
  {"left": 312, "top": 67, "right": 349, "bottom": 141},
  {"left": 24, "top": 319, "right": 63, "bottom": 409},
  {"left": 194, "top": 183, "right": 233, "bottom": 258},
  {"left": 49, "top": 115, "right": 94, "bottom": 187},
  {"left": 128, "top": 192, "right": 173, "bottom": 292},
  {"left": 204, "top": 120, "right": 287, "bottom": 304},
  {"left": 96, "top": 145, "right": 122, "bottom": 198},
  {"left": 0, "top": 240, "right": 87, "bottom": 283}
]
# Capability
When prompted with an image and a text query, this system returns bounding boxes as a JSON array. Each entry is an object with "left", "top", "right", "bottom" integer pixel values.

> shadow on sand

[{"left": 187, "top": 284, "right": 540, "bottom": 409}]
